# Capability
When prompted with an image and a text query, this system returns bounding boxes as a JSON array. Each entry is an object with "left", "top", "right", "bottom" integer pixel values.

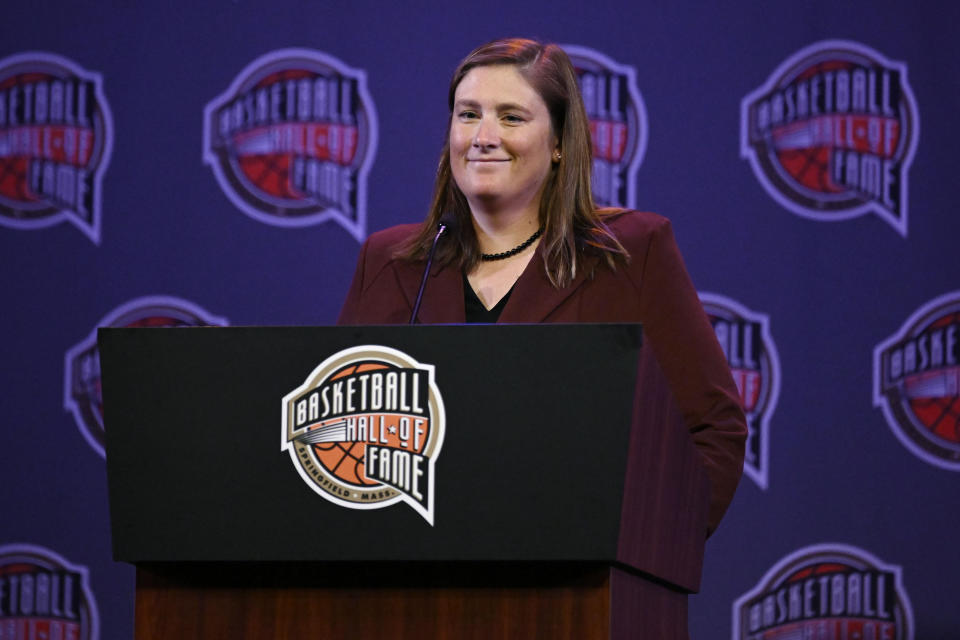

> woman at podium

[{"left": 338, "top": 38, "right": 746, "bottom": 535}]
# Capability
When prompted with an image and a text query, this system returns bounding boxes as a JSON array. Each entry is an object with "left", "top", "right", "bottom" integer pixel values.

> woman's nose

[{"left": 473, "top": 116, "right": 500, "bottom": 148}]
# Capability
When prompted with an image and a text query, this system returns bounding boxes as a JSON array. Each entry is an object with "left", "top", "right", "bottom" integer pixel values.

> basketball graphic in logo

[
  {"left": 203, "top": 48, "right": 378, "bottom": 242},
  {"left": 741, "top": 40, "right": 919, "bottom": 236},
  {"left": 64, "top": 295, "right": 228, "bottom": 457},
  {"left": 700, "top": 293, "right": 780, "bottom": 489},
  {"left": 282, "top": 345, "right": 445, "bottom": 524},
  {"left": 733, "top": 543, "right": 914, "bottom": 639},
  {"left": 874, "top": 291, "right": 960, "bottom": 470},
  {"left": 0, "top": 52, "right": 113, "bottom": 243},
  {"left": 0, "top": 543, "right": 99, "bottom": 639},
  {"left": 563, "top": 45, "right": 647, "bottom": 209}
]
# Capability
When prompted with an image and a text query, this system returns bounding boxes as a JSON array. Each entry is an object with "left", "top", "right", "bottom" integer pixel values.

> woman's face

[{"left": 449, "top": 64, "right": 558, "bottom": 216}]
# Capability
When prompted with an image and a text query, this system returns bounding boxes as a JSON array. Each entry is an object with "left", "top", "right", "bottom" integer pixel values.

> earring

[{"left": 553, "top": 150, "right": 562, "bottom": 162}]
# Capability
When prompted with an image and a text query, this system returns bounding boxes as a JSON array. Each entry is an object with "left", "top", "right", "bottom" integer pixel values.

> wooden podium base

[{"left": 134, "top": 563, "right": 689, "bottom": 639}]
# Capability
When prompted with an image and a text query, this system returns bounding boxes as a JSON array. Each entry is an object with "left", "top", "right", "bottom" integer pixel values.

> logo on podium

[{"left": 282, "top": 345, "right": 445, "bottom": 524}]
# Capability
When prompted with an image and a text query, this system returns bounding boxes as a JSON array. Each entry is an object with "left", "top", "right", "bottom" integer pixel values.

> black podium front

[{"left": 100, "top": 324, "right": 709, "bottom": 639}]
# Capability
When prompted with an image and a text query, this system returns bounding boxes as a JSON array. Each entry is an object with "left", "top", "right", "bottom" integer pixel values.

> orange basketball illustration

[{"left": 283, "top": 346, "right": 445, "bottom": 524}]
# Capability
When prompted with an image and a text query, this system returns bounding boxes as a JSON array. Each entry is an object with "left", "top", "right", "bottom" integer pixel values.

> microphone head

[{"left": 438, "top": 211, "right": 459, "bottom": 234}]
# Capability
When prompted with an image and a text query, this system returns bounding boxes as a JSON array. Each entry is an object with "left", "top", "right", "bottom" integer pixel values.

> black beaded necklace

[{"left": 479, "top": 227, "right": 543, "bottom": 261}]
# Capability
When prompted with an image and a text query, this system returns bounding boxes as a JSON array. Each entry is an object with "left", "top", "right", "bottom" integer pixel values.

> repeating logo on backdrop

[
  {"left": 203, "top": 48, "right": 377, "bottom": 242},
  {"left": 0, "top": 543, "right": 99, "bottom": 639},
  {"left": 64, "top": 295, "right": 228, "bottom": 457},
  {"left": 700, "top": 293, "right": 780, "bottom": 489},
  {"left": 874, "top": 291, "right": 960, "bottom": 470},
  {"left": 0, "top": 52, "right": 113, "bottom": 243},
  {"left": 733, "top": 543, "right": 913, "bottom": 639},
  {"left": 741, "top": 40, "right": 919, "bottom": 236},
  {"left": 282, "top": 345, "right": 445, "bottom": 524},
  {"left": 563, "top": 45, "right": 647, "bottom": 209}
]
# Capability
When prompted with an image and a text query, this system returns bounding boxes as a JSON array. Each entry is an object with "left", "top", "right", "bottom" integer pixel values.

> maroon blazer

[{"left": 338, "top": 210, "right": 747, "bottom": 534}]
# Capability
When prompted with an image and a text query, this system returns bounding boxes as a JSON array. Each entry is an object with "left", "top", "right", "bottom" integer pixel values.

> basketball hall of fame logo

[
  {"left": 741, "top": 40, "right": 919, "bottom": 236},
  {"left": 732, "top": 543, "right": 914, "bottom": 639},
  {"left": 563, "top": 45, "right": 647, "bottom": 209},
  {"left": 0, "top": 543, "right": 99, "bottom": 639},
  {"left": 282, "top": 346, "right": 445, "bottom": 524},
  {"left": 700, "top": 293, "right": 780, "bottom": 489},
  {"left": 203, "top": 48, "right": 377, "bottom": 242},
  {"left": 874, "top": 291, "right": 960, "bottom": 471},
  {"left": 0, "top": 52, "right": 113, "bottom": 243},
  {"left": 64, "top": 295, "right": 228, "bottom": 457}
]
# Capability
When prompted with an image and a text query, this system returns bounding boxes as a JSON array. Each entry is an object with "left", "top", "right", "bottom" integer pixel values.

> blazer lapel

[
  {"left": 395, "top": 260, "right": 465, "bottom": 324},
  {"left": 393, "top": 245, "right": 598, "bottom": 324},
  {"left": 498, "top": 245, "right": 597, "bottom": 323}
]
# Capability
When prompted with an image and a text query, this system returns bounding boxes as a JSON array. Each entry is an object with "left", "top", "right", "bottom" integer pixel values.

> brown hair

[{"left": 401, "top": 37, "right": 627, "bottom": 287}]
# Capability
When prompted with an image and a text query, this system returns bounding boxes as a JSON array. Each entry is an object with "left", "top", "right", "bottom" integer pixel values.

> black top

[{"left": 464, "top": 272, "right": 513, "bottom": 323}]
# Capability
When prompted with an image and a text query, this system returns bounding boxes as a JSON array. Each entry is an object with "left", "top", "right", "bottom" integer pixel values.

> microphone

[{"left": 409, "top": 213, "right": 457, "bottom": 324}]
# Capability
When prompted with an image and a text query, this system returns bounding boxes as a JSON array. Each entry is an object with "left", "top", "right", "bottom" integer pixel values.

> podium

[{"left": 100, "top": 324, "right": 709, "bottom": 639}]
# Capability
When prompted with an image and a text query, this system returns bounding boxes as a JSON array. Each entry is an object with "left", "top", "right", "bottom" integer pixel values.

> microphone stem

[{"left": 409, "top": 223, "right": 447, "bottom": 324}]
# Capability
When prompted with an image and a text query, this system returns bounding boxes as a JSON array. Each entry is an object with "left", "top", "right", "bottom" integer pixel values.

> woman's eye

[
  {"left": 458, "top": 110, "right": 479, "bottom": 120},
  {"left": 503, "top": 114, "right": 524, "bottom": 124}
]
